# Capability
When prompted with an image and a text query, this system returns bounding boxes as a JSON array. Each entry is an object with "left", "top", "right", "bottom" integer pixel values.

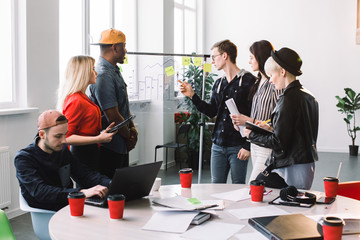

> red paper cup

[
  {"left": 323, "top": 177, "right": 339, "bottom": 198},
  {"left": 179, "top": 168, "right": 193, "bottom": 188},
  {"left": 107, "top": 194, "right": 125, "bottom": 219},
  {"left": 322, "top": 216, "right": 344, "bottom": 240},
  {"left": 250, "top": 180, "right": 265, "bottom": 202},
  {"left": 68, "top": 192, "right": 85, "bottom": 217}
]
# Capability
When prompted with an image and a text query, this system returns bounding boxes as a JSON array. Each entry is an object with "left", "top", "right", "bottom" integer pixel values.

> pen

[{"left": 262, "top": 119, "right": 271, "bottom": 124}]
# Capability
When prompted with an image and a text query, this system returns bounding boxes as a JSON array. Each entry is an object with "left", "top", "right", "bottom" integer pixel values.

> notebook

[
  {"left": 85, "top": 161, "right": 162, "bottom": 208},
  {"left": 248, "top": 213, "right": 322, "bottom": 240}
]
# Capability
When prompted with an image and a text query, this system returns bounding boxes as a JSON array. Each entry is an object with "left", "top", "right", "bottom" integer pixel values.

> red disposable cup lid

[
  {"left": 68, "top": 192, "right": 85, "bottom": 199},
  {"left": 323, "top": 216, "right": 344, "bottom": 226},
  {"left": 107, "top": 194, "right": 126, "bottom": 201},
  {"left": 179, "top": 168, "right": 193, "bottom": 174},
  {"left": 250, "top": 180, "right": 265, "bottom": 186},
  {"left": 323, "top": 177, "right": 339, "bottom": 182}
]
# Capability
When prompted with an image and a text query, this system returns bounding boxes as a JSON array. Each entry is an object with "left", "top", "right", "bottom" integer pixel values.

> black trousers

[
  {"left": 99, "top": 146, "right": 129, "bottom": 179},
  {"left": 71, "top": 144, "right": 99, "bottom": 172}
]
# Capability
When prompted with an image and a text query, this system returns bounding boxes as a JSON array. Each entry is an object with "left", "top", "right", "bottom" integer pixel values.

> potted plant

[
  {"left": 177, "top": 60, "right": 217, "bottom": 169},
  {"left": 335, "top": 88, "right": 360, "bottom": 156}
]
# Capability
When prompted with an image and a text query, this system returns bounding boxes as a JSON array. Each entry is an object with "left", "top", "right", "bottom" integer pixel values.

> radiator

[{"left": 0, "top": 146, "right": 11, "bottom": 209}]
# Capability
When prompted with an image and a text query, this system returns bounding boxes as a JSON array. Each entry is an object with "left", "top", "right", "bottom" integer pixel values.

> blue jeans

[{"left": 210, "top": 144, "right": 248, "bottom": 184}]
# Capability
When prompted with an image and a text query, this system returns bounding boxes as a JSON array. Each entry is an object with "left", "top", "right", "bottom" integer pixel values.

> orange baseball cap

[
  {"left": 38, "top": 110, "right": 68, "bottom": 130},
  {"left": 91, "top": 28, "right": 126, "bottom": 45}
]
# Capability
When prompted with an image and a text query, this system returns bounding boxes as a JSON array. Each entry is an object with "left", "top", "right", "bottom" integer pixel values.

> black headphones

[{"left": 280, "top": 186, "right": 316, "bottom": 204}]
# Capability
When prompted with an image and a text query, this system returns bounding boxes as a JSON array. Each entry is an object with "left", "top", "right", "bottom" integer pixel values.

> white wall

[{"left": 204, "top": 0, "right": 360, "bottom": 152}]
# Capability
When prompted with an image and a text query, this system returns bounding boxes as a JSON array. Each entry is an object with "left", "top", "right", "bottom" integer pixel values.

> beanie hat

[{"left": 271, "top": 47, "right": 302, "bottom": 76}]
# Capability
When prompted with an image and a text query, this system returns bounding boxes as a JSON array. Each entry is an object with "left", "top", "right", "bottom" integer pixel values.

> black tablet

[
  {"left": 245, "top": 121, "right": 273, "bottom": 135},
  {"left": 107, "top": 115, "right": 136, "bottom": 133}
]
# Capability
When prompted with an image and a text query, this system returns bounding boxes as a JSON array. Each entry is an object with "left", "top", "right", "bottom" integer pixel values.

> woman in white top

[{"left": 231, "top": 40, "right": 282, "bottom": 183}]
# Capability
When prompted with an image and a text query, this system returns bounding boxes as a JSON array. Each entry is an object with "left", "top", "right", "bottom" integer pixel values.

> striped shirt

[{"left": 250, "top": 79, "right": 283, "bottom": 121}]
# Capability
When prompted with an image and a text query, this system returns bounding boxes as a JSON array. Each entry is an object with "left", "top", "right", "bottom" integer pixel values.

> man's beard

[{"left": 43, "top": 139, "right": 63, "bottom": 153}]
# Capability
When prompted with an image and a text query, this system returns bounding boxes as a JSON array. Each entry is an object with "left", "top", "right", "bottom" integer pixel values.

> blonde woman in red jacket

[{"left": 57, "top": 56, "right": 116, "bottom": 172}]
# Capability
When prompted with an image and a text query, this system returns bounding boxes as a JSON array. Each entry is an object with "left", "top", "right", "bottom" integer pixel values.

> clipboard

[{"left": 245, "top": 121, "right": 273, "bottom": 135}]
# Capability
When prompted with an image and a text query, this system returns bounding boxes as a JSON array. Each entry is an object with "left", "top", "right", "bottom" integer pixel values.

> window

[
  {"left": 59, "top": 0, "right": 138, "bottom": 98},
  {"left": 174, "top": 0, "right": 198, "bottom": 54},
  {"left": 0, "top": 0, "right": 14, "bottom": 107}
]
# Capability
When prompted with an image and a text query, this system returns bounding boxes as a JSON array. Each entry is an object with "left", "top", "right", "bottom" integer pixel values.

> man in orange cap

[{"left": 89, "top": 29, "right": 137, "bottom": 179}]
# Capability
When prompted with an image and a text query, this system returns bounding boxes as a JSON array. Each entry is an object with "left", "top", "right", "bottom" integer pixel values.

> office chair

[
  {"left": 0, "top": 209, "right": 15, "bottom": 240},
  {"left": 337, "top": 181, "right": 360, "bottom": 201},
  {"left": 154, "top": 124, "right": 191, "bottom": 170},
  {"left": 19, "top": 191, "right": 55, "bottom": 240}
]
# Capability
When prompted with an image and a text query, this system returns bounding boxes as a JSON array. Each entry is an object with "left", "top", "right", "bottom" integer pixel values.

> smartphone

[{"left": 316, "top": 196, "right": 336, "bottom": 204}]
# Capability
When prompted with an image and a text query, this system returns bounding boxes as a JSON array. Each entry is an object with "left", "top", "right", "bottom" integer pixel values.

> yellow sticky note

[
  {"left": 165, "top": 66, "right": 175, "bottom": 77},
  {"left": 204, "top": 63, "right": 212, "bottom": 72},
  {"left": 118, "top": 65, "right": 123, "bottom": 72},
  {"left": 122, "top": 55, "right": 128, "bottom": 64},
  {"left": 182, "top": 57, "right": 191, "bottom": 66},
  {"left": 194, "top": 57, "right": 203, "bottom": 66}
]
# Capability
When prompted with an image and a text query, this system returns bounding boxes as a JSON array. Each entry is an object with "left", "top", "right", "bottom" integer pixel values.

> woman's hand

[{"left": 98, "top": 122, "right": 117, "bottom": 143}]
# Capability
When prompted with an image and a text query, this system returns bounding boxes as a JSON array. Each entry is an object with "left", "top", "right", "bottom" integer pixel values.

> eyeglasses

[{"left": 211, "top": 53, "right": 222, "bottom": 61}]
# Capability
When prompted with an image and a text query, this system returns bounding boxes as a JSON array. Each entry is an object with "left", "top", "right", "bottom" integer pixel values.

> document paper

[{"left": 225, "top": 98, "right": 245, "bottom": 137}]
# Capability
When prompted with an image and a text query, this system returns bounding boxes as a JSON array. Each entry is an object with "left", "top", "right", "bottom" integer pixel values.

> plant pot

[{"left": 349, "top": 145, "right": 359, "bottom": 156}]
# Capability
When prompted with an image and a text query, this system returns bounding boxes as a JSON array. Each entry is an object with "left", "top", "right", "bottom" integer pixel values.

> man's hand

[
  {"left": 231, "top": 114, "right": 250, "bottom": 126},
  {"left": 178, "top": 80, "right": 195, "bottom": 98},
  {"left": 126, "top": 127, "right": 138, "bottom": 151},
  {"left": 237, "top": 148, "right": 250, "bottom": 160},
  {"left": 80, "top": 185, "right": 108, "bottom": 198}
]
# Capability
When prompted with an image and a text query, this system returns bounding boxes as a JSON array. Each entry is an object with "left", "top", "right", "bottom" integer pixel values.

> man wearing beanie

[
  {"left": 89, "top": 28, "right": 137, "bottom": 179},
  {"left": 244, "top": 47, "right": 319, "bottom": 190},
  {"left": 15, "top": 110, "right": 111, "bottom": 211}
]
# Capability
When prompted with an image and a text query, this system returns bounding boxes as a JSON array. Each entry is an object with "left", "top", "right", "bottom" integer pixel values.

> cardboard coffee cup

[
  {"left": 107, "top": 194, "right": 125, "bottom": 219},
  {"left": 323, "top": 177, "right": 339, "bottom": 198},
  {"left": 250, "top": 180, "right": 265, "bottom": 202},
  {"left": 68, "top": 192, "right": 86, "bottom": 217},
  {"left": 321, "top": 216, "right": 344, "bottom": 240},
  {"left": 179, "top": 168, "right": 193, "bottom": 188}
]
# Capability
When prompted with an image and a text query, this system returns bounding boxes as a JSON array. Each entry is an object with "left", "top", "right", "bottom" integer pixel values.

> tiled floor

[{"left": 9, "top": 152, "right": 359, "bottom": 239}]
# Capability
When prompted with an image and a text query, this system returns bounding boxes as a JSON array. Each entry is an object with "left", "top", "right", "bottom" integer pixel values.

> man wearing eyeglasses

[
  {"left": 179, "top": 40, "right": 256, "bottom": 184},
  {"left": 89, "top": 28, "right": 138, "bottom": 179}
]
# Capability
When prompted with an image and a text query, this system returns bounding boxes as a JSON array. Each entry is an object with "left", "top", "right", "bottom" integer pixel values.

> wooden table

[{"left": 49, "top": 184, "right": 360, "bottom": 239}]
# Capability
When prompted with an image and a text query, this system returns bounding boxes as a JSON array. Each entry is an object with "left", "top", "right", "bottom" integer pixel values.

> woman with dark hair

[{"left": 231, "top": 40, "right": 282, "bottom": 183}]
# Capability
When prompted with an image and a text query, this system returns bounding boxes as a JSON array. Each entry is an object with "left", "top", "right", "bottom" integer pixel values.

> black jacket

[
  {"left": 249, "top": 80, "right": 319, "bottom": 168},
  {"left": 15, "top": 138, "right": 111, "bottom": 211}
]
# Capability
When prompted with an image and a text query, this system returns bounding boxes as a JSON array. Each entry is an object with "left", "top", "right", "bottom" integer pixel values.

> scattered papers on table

[
  {"left": 181, "top": 221, "right": 245, "bottom": 240},
  {"left": 142, "top": 211, "right": 199, "bottom": 233},
  {"left": 211, "top": 188, "right": 251, "bottom": 201},
  {"left": 234, "top": 231, "right": 268, "bottom": 240},
  {"left": 152, "top": 195, "right": 221, "bottom": 211},
  {"left": 228, "top": 205, "right": 289, "bottom": 220}
]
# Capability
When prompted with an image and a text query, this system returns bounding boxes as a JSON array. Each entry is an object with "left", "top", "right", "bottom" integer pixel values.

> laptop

[
  {"left": 248, "top": 214, "right": 322, "bottom": 240},
  {"left": 85, "top": 161, "right": 162, "bottom": 208}
]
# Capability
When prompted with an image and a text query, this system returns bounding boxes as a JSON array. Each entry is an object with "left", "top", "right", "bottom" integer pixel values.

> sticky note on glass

[
  {"left": 118, "top": 65, "right": 123, "bottom": 72},
  {"left": 194, "top": 57, "right": 203, "bottom": 66},
  {"left": 123, "top": 55, "right": 128, "bottom": 64},
  {"left": 165, "top": 66, "right": 175, "bottom": 76},
  {"left": 204, "top": 63, "right": 212, "bottom": 72},
  {"left": 182, "top": 57, "right": 191, "bottom": 66}
]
